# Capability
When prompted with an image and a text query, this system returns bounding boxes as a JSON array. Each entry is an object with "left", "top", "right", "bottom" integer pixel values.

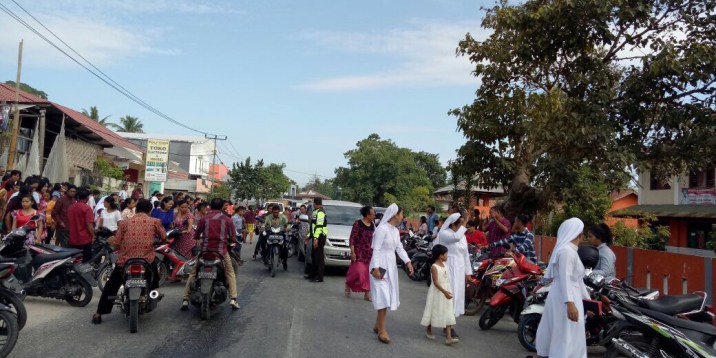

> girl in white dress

[
  {"left": 370, "top": 204, "right": 414, "bottom": 344},
  {"left": 420, "top": 244, "right": 458, "bottom": 345}
]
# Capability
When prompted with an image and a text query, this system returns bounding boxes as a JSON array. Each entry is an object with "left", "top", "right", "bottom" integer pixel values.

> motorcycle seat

[
  {"left": 639, "top": 307, "right": 716, "bottom": 337},
  {"left": 639, "top": 293, "right": 703, "bottom": 315},
  {"left": 33, "top": 243, "right": 72, "bottom": 253},
  {"left": 31, "top": 249, "right": 81, "bottom": 266}
]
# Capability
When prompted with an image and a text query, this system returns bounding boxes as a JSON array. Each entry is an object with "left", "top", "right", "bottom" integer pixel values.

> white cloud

[
  {"left": 297, "top": 21, "right": 489, "bottom": 91},
  {"left": 0, "top": 13, "right": 174, "bottom": 68}
]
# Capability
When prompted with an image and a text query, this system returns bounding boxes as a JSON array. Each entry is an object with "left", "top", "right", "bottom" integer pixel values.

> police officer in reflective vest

[{"left": 307, "top": 197, "right": 327, "bottom": 282}]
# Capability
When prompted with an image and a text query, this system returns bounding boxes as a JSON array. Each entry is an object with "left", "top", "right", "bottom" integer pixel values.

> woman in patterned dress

[
  {"left": 172, "top": 200, "right": 195, "bottom": 258},
  {"left": 345, "top": 206, "right": 376, "bottom": 301}
]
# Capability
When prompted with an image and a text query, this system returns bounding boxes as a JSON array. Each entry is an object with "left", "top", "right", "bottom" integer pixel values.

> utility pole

[
  {"left": 7, "top": 40, "right": 23, "bottom": 170},
  {"left": 204, "top": 134, "right": 227, "bottom": 197}
]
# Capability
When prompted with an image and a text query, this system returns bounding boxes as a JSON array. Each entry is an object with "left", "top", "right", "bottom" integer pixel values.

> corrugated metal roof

[
  {"left": 0, "top": 83, "right": 50, "bottom": 104},
  {"left": 51, "top": 102, "right": 144, "bottom": 153},
  {"left": 611, "top": 205, "right": 716, "bottom": 219}
]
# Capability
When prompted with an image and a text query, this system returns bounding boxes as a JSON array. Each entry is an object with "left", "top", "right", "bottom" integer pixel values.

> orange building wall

[{"left": 606, "top": 195, "right": 639, "bottom": 228}]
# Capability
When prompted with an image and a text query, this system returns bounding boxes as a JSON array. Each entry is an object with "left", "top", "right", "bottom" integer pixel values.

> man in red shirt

[
  {"left": 52, "top": 185, "right": 77, "bottom": 247},
  {"left": 181, "top": 198, "right": 239, "bottom": 310},
  {"left": 67, "top": 188, "right": 95, "bottom": 262},
  {"left": 465, "top": 220, "right": 488, "bottom": 248}
]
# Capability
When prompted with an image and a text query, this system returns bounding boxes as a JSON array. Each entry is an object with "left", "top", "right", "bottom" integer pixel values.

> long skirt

[{"left": 345, "top": 261, "right": 370, "bottom": 292}]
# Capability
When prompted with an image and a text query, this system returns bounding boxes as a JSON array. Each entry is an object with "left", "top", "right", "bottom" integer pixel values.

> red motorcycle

[
  {"left": 479, "top": 252, "right": 543, "bottom": 330},
  {"left": 154, "top": 230, "right": 189, "bottom": 284},
  {"left": 465, "top": 253, "right": 515, "bottom": 316}
]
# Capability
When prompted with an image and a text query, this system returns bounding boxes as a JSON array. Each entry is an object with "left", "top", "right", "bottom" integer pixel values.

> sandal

[
  {"left": 378, "top": 331, "right": 391, "bottom": 344},
  {"left": 91, "top": 314, "right": 102, "bottom": 325}
]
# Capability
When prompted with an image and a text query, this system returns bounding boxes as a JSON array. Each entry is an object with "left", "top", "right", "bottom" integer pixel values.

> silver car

[{"left": 298, "top": 200, "right": 362, "bottom": 268}]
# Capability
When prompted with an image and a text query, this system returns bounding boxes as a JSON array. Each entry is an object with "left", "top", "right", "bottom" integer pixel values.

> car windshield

[{"left": 322, "top": 205, "right": 361, "bottom": 226}]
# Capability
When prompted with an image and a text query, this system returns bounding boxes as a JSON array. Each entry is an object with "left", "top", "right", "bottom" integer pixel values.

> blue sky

[{"left": 0, "top": 0, "right": 493, "bottom": 185}]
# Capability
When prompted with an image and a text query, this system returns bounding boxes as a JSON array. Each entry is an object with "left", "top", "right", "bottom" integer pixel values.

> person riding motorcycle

[
  {"left": 92, "top": 198, "right": 166, "bottom": 324},
  {"left": 181, "top": 198, "right": 240, "bottom": 311},
  {"left": 260, "top": 204, "right": 289, "bottom": 268}
]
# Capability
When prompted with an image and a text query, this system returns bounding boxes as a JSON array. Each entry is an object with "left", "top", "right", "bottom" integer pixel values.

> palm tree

[
  {"left": 110, "top": 115, "right": 144, "bottom": 133},
  {"left": 81, "top": 106, "right": 111, "bottom": 126}
]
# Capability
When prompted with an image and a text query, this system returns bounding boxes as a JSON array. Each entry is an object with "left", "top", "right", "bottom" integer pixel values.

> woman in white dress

[
  {"left": 533, "top": 217, "right": 590, "bottom": 358},
  {"left": 369, "top": 204, "right": 414, "bottom": 344},
  {"left": 435, "top": 212, "right": 472, "bottom": 338}
]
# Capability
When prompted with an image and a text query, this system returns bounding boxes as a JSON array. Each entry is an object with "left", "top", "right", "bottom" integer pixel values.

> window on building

[
  {"left": 687, "top": 222, "right": 712, "bottom": 250},
  {"left": 688, "top": 168, "right": 716, "bottom": 189},
  {"left": 649, "top": 173, "right": 671, "bottom": 190}
]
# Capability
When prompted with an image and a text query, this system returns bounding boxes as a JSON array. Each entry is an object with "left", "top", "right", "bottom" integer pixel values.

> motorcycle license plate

[
  {"left": 197, "top": 271, "right": 217, "bottom": 279},
  {"left": 125, "top": 279, "right": 146, "bottom": 288}
]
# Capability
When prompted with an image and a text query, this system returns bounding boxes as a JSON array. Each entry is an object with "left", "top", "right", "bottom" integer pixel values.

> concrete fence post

[
  {"left": 626, "top": 247, "right": 634, "bottom": 286},
  {"left": 706, "top": 257, "right": 714, "bottom": 306}
]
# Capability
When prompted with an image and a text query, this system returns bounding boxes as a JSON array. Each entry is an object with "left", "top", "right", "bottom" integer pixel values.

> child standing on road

[{"left": 420, "top": 244, "right": 458, "bottom": 345}]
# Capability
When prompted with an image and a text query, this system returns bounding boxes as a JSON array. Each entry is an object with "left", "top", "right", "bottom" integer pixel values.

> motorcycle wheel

[
  {"left": 65, "top": 275, "right": 93, "bottom": 307},
  {"left": 0, "top": 309, "right": 19, "bottom": 357},
  {"left": 157, "top": 261, "right": 170, "bottom": 287},
  {"left": 517, "top": 313, "right": 541, "bottom": 352},
  {"left": 200, "top": 293, "right": 210, "bottom": 321},
  {"left": 129, "top": 300, "right": 139, "bottom": 333},
  {"left": 465, "top": 287, "right": 489, "bottom": 316},
  {"left": 0, "top": 289, "right": 26, "bottom": 331},
  {"left": 97, "top": 262, "right": 113, "bottom": 292},
  {"left": 479, "top": 305, "right": 507, "bottom": 330},
  {"left": 603, "top": 335, "right": 661, "bottom": 358}
]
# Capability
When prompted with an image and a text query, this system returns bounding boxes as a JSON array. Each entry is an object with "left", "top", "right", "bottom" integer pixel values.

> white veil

[
  {"left": 440, "top": 213, "right": 461, "bottom": 231},
  {"left": 378, "top": 203, "right": 400, "bottom": 227},
  {"left": 545, "top": 217, "right": 584, "bottom": 279}
]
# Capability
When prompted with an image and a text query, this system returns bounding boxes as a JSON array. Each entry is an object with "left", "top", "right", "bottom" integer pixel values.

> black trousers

[
  {"left": 310, "top": 235, "right": 326, "bottom": 281},
  {"left": 253, "top": 234, "right": 267, "bottom": 258},
  {"left": 96, "top": 261, "right": 160, "bottom": 315},
  {"left": 70, "top": 244, "right": 92, "bottom": 263}
]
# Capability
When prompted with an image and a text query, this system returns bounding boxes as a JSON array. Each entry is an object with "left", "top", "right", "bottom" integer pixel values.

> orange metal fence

[{"left": 535, "top": 236, "right": 715, "bottom": 306}]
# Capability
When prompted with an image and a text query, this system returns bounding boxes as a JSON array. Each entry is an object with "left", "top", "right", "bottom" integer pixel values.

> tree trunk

[{"left": 502, "top": 167, "right": 539, "bottom": 221}]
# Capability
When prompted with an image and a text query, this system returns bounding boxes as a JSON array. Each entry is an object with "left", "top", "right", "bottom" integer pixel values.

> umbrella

[
  {"left": 42, "top": 119, "right": 68, "bottom": 183},
  {"left": 25, "top": 122, "right": 41, "bottom": 176}
]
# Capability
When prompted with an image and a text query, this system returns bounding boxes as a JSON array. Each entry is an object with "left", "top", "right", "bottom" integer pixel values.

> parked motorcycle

[
  {"left": 406, "top": 244, "right": 432, "bottom": 282},
  {"left": 464, "top": 250, "right": 493, "bottom": 316},
  {"left": 0, "top": 218, "right": 94, "bottom": 307},
  {"left": 606, "top": 286, "right": 716, "bottom": 357},
  {"left": 0, "top": 262, "right": 26, "bottom": 331},
  {"left": 188, "top": 251, "right": 229, "bottom": 320},
  {"left": 0, "top": 296, "right": 19, "bottom": 358},
  {"left": 478, "top": 252, "right": 542, "bottom": 330},
  {"left": 83, "top": 227, "right": 117, "bottom": 291}
]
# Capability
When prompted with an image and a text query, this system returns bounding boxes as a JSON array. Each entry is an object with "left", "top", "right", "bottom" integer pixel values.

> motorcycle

[
  {"left": 0, "top": 298, "right": 19, "bottom": 358},
  {"left": 516, "top": 272, "right": 661, "bottom": 352},
  {"left": 464, "top": 249, "right": 493, "bottom": 316},
  {"left": 264, "top": 227, "right": 287, "bottom": 277},
  {"left": 0, "top": 262, "right": 26, "bottom": 331},
  {"left": 0, "top": 218, "right": 94, "bottom": 307},
  {"left": 85, "top": 227, "right": 117, "bottom": 291},
  {"left": 406, "top": 244, "right": 432, "bottom": 282},
  {"left": 112, "top": 258, "right": 160, "bottom": 333},
  {"left": 188, "top": 251, "right": 229, "bottom": 320},
  {"left": 607, "top": 289, "right": 716, "bottom": 357},
  {"left": 153, "top": 229, "right": 190, "bottom": 284},
  {"left": 478, "top": 252, "right": 542, "bottom": 330}
]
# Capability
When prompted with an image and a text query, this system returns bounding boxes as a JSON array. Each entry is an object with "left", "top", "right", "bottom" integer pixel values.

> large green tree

[
  {"left": 4, "top": 81, "right": 47, "bottom": 99},
  {"left": 227, "top": 157, "right": 263, "bottom": 202},
  {"left": 334, "top": 134, "right": 442, "bottom": 211},
  {"left": 257, "top": 163, "right": 292, "bottom": 201},
  {"left": 303, "top": 176, "right": 337, "bottom": 199},
  {"left": 110, "top": 115, "right": 144, "bottom": 133},
  {"left": 450, "top": 0, "right": 716, "bottom": 219},
  {"left": 81, "top": 106, "right": 111, "bottom": 126}
]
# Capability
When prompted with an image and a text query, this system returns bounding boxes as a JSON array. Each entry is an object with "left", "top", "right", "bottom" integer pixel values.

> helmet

[{"left": 577, "top": 245, "right": 599, "bottom": 269}]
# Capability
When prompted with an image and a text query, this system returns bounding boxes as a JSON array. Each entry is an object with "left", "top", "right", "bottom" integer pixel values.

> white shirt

[
  {"left": 100, "top": 209, "right": 122, "bottom": 231},
  {"left": 118, "top": 190, "right": 128, "bottom": 200}
]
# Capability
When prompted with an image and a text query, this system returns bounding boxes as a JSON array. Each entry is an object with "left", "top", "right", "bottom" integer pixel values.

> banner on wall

[
  {"left": 680, "top": 188, "right": 716, "bottom": 205},
  {"left": 144, "top": 139, "right": 170, "bottom": 182}
]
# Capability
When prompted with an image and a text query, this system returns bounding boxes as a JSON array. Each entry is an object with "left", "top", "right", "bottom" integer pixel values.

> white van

[{"left": 298, "top": 200, "right": 362, "bottom": 267}]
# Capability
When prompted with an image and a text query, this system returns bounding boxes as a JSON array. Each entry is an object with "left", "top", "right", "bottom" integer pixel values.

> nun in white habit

[
  {"left": 533, "top": 217, "right": 590, "bottom": 358},
  {"left": 369, "top": 203, "right": 413, "bottom": 344},
  {"left": 435, "top": 213, "right": 472, "bottom": 334}
]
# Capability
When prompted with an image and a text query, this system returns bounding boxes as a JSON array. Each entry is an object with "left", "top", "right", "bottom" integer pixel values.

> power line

[{"left": 1, "top": 1, "right": 211, "bottom": 135}]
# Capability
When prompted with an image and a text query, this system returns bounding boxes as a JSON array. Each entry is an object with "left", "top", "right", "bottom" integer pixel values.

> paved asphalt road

[{"left": 11, "top": 242, "right": 604, "bottom": 358}]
